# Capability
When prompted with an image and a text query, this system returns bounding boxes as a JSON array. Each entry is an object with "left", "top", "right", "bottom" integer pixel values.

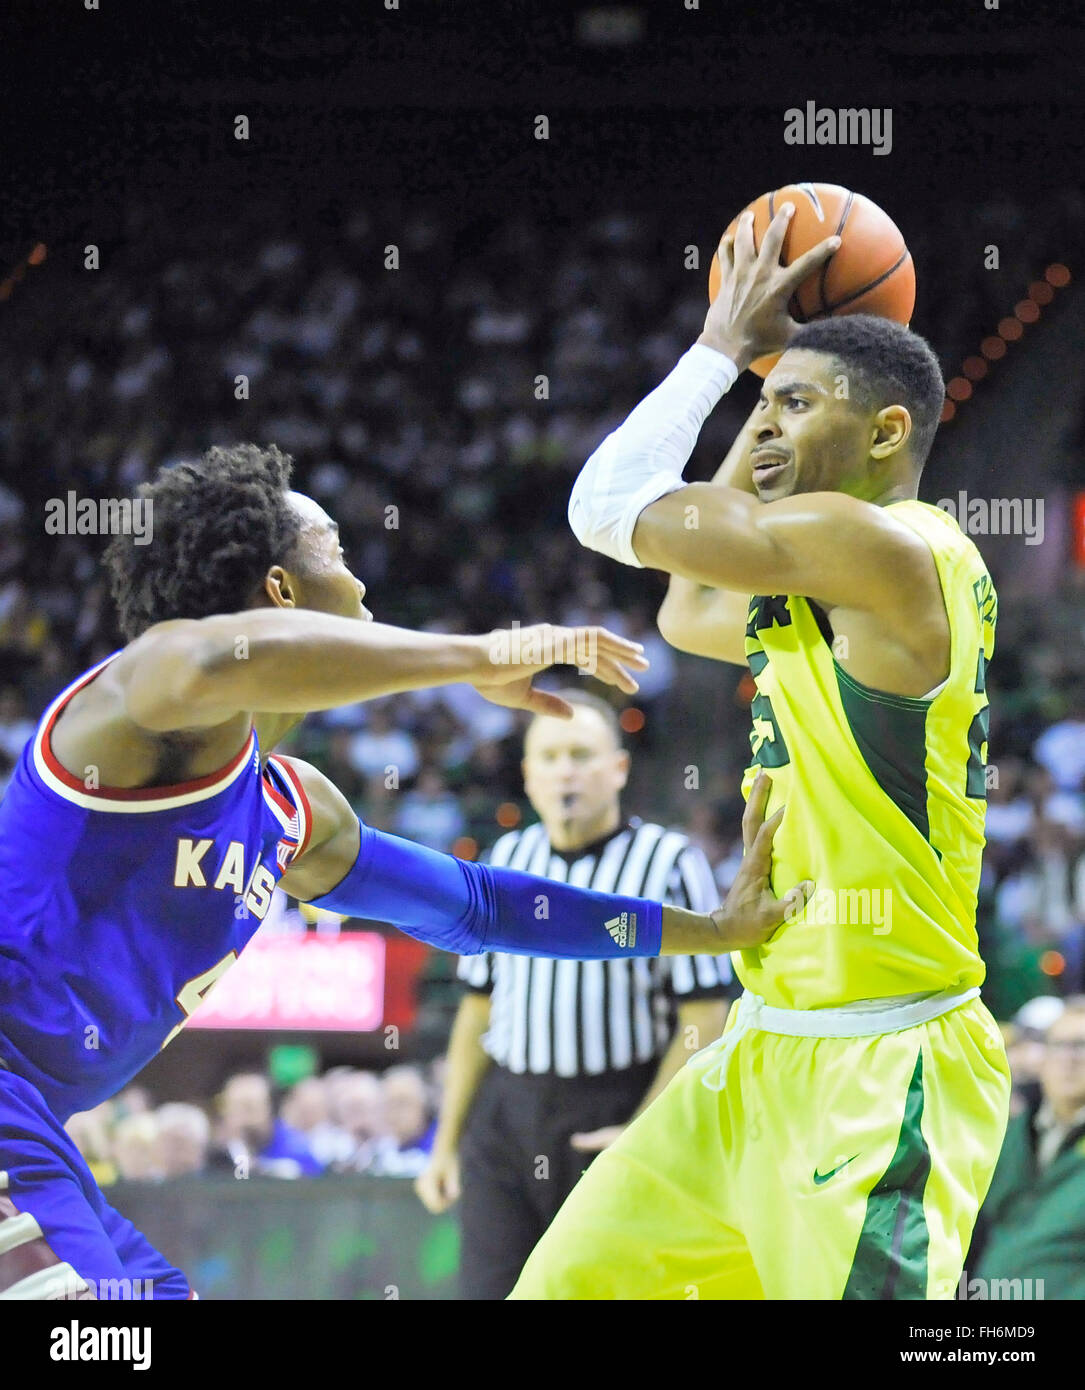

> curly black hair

[
  {"left": 789, "top": 315, "right": 946, "bottom": 470},
  {"left": 104, "top": 443, "right": 303, "bottom": 639}
]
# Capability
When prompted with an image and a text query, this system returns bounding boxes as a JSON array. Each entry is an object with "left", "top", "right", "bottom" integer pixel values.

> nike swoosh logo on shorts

[{"left": 813, "top": 1154, "right": 860, "bottom": 1185}]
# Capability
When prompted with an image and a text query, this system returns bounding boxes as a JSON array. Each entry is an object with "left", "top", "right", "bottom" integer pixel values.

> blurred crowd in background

[
  {"left": 66, "top": 1063, "right": 443, "bottom": 1187},
  {"left": 0, "top": 189, "right": 1083, "bottom": 1181}
]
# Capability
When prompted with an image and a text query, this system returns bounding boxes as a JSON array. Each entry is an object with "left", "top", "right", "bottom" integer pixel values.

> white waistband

[{"left": 688, "top": 985, "right": 981, "bottom": 1093}]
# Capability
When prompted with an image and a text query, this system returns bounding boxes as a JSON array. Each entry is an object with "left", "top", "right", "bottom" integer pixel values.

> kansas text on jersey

[{"left": 0, "top": 653, "right": 312, "bottom": 1120}]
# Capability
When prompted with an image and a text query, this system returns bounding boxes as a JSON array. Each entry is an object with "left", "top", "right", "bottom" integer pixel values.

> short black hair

[
  {"left": 788, "top": 315, "right": 945, "bottom": 470},
  {"left": 104, "top": 443, "right": 302, "bottom": 640}
]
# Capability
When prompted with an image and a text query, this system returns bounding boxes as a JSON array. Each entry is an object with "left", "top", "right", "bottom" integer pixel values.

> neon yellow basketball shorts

[{"left": 509, "top": 991, "right": 1011, "bottom": 1300}]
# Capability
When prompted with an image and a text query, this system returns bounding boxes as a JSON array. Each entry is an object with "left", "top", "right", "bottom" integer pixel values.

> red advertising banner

[{"left": 187, "top": 933, "right": 386, "bottom": 1032}]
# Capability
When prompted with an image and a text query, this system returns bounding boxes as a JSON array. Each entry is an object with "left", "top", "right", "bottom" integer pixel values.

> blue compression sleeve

[{"left": 306, "top": 820, "right": 663, "bottom": 958}]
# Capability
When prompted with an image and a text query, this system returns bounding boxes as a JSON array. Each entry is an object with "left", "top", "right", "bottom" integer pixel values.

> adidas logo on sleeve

[{"left": 604, "top": 912, "right": 637, "bottom": 949}]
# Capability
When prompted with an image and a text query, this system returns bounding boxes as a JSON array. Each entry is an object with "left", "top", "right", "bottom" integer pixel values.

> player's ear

[
  {"left": 869, "top": 404, "right": 911, "bottom": 460},
  {"left": 262, "top": 566, "right": 297, "bottom": 609},
  {"left": 614, "top": 749, "right": 631, "bottom": 789}
]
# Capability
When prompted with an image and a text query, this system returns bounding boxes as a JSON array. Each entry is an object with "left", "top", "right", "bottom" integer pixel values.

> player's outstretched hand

[
  {"left": 699, "top": 205, "right": 841, "bottom": 373},
  {"left": 709, "top": 771, "right": 814, "bottom": 950},
  {"left": 471, "top": 623, "right": 649, "bottom": 718}
]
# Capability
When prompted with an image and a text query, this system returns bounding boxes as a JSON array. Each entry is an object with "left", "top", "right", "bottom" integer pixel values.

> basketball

[{"left": 708, "top": 182, "right": 916, "bottom": 376}]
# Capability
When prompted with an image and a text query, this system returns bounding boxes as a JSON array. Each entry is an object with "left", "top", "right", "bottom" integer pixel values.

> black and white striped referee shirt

[{"left": 457, "top": 819, "right": 730, "bottom": 1077}]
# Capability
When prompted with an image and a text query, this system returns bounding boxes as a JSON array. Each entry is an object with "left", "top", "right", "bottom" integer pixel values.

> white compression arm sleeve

[{"left": 568, "top": 343, "right": 740, "bottom": 568}]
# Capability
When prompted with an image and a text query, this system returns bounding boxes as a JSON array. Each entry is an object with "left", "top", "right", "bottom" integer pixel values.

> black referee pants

[{"left": 458, "top": 1060, "right": 656, "bottom": 1300}]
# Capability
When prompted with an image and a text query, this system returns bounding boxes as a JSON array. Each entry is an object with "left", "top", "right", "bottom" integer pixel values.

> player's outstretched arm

[
  {"left": 115, "top": 612, "right": 647, "bottom": 732},
  {"left": 279, "top": 760, "right": 811, "bottom": 959}
]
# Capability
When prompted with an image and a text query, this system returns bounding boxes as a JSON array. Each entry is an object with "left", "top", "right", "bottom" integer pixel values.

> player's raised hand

[
  {"left": 709, "top": 771, "right": 814, "bottom": 950},
  {"left": 471, "top": 623, "right": 649, "bottom": 718},
  {"left": 699, "top": 206, "right": 841, "bottom": 372}
]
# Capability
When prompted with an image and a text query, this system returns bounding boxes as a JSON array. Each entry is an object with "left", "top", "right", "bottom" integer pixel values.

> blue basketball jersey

[{"left": 0, "top": 653, "right": 312, "bottom": 1121}]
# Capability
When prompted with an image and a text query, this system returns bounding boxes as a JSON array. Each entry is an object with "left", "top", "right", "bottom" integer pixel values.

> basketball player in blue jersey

[{"left": 0, "top": 443, "right": 810, "bottom": 1300}]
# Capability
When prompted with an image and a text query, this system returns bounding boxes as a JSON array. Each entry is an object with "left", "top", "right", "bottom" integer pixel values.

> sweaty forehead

[
  {"left": 286, "top": 490, "right": 336, "bottom": 535},
  {"left": 763, "top": 348, "right": 840, "bottom": 392}
]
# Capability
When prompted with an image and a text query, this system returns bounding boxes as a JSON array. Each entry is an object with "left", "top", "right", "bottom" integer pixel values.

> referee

[{"left": 415, "top": 690, "right": 730, "bottom": 1300}]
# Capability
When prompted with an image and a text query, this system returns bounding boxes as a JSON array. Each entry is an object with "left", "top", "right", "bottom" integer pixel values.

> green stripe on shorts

[{"left": 843, "top": 1049, "right": 931, "bottom": 1300}]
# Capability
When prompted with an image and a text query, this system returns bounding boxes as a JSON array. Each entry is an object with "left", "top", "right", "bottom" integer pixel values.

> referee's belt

[{"left": 687, "top": 985, "right": 982, "bottom": 1092}]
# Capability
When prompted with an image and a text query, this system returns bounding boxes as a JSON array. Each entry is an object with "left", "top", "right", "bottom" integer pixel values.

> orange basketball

[{"left": 708, "top": 182, "right": 915, "bottom": 376}]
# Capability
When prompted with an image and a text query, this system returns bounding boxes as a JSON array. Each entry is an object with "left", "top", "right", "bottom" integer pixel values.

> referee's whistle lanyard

[{"left": 686, "top": 985, "right": 983, "bottom": 1093}]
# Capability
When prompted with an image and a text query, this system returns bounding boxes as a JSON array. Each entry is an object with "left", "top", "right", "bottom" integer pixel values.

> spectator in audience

[
  {"left": 112, "top": 1114, "right": 161, "bottom": 1182},
  {"left": 113, "top": 1084, "right": 154, "bottom": 1119},
  {"left": 20, "top": 638, "right": 67, "bottom": 718},
  {"left": 370, "top": 1066, "right": 435, "bottom": 1177},
  {"left": 1005, "top": 996, "right": 1065, "bottom": 1105},
  {"left": 64, "top": 1102, "right": 119, "bottom": 1188},
  {"left": 392, "top": 765, "right": 467, "bottom": 851},
  {"left": 329, "top": 1070, "right": 387, "bottom": 1172},
  {"left": 968, "top": 997, "right": 1085, "bottom": 1299},
  {"left": 1023, "top": 762, "right": 1085, "bottom": 838},
  {"left": 0, "top": 686, "right": 34, "bottom": 764},
  {"left": 155, "top": 1103, "right": 211, "bottom": 1178},
  {"left": 280, "top": 1076, "right": 353, "bottom": 1168},
  {"left": 347, "top": 699, "right": 419, "bottom": 784},
  {"left": 1032, "top": 689, "right": 1085, "bottom": 794},
  {"left": 318, "top": 728, "right": 371, "bottom": 811},
  {"left": 0, "top": 580, "right": 51, "bottom": 661},
  {"left": 212, "top": 1073, "right": 323, "bottom": 1178}
]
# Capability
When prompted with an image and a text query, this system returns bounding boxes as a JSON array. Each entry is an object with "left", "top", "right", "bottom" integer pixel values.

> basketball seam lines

[
  {"left": 821, "top": 248, "right": 911, "bottom": 316},
  {"left": 819, "top": 190, "right": 855, "bottom": 317}
]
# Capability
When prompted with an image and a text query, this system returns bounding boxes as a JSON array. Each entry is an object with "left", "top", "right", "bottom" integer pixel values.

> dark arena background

[{"left": 1, "top": 0, "right": 1084, "bottom": 1354}]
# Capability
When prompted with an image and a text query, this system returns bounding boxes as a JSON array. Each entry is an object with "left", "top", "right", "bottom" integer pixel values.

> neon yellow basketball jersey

[{"left": 737, "top": 499, "right": 996, "bottom": 1009}]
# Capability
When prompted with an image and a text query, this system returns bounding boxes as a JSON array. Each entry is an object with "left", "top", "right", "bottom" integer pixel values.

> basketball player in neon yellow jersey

[{"left": 511, "top": 205, "right": 1010, "bottom": 1300}]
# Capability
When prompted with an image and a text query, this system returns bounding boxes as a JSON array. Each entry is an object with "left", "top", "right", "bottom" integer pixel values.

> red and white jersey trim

[
  {"left": 261, "top": 756, "right": 313, "bottom": 870},
  {"left": 32, "top": 652, "right": 257, "bottom": 814}
]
